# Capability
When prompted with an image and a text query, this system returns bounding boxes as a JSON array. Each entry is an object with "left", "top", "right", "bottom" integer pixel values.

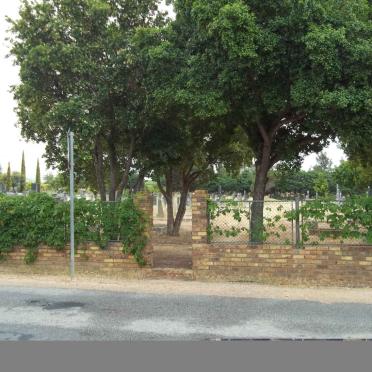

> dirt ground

[{"left": 1, "top": 272, "right": 372, "bottom": 304}]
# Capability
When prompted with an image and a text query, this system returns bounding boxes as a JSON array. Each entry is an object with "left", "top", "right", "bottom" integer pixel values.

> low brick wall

[
  {"left": 1, "top": 243, "right": 151, "bottom": 275},
  {"left": 0, "top": 191, "right": 154, "bottom": 276},
  {"left": 191, "top": 190, "right": 372, "bottom": 287},
  {"left": 193, "top": 244, "right": 372, "bottom": 286}
]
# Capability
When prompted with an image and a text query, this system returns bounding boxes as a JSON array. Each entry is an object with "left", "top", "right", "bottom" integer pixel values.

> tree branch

[
  {"left": 258, "top": 123, "right": 270, "bottom": 144},
  {"left": 269, "top": 113, "right": 307, "bottom": 139}
]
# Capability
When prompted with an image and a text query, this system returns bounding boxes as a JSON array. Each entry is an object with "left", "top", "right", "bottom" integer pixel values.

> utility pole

[{"left": 67, "top": 131, "right": 75, "bottom": 279}]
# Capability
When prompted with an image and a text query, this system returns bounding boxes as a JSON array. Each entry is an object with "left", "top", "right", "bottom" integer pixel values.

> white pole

[{"left": 68, "top": 131, "right": 75, "bottom": 279}]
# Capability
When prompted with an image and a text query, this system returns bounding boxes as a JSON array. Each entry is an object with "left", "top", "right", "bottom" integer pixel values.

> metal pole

[
  {"left": 68, "top": 131, "right": 75, "bottom": 279},
  {"left": 295, "top": 197, "right": 301, "bottom": 250}
]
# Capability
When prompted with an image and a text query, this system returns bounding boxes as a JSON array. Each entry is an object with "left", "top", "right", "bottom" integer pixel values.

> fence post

[
  {"left": 192, "top": 190, "right": 209, "bottom": 244},
  {"left": 295, "top": 197, "right": 301, "bottom": 249}
]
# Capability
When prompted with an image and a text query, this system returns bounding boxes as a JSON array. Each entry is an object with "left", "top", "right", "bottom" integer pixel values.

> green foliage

[
  {"left": 201, "top": 168, "right": 254, "bottom": 194},
  {"left": 207, "top": 199, "right": 250, "bottom": 242},
  {"left": 313, "top": 172, "right": 329, "bottom": 197},
  {"left": 173, "top": 0, "right": 371, "bottom": 213},
  {"left": 208, "top": 196, "right": 372, "bottom": 245},
  {"left": 272, "top": 169, "right": 317, "bottom": 196},
  {"left": 334, "top": 160, "right": 372, "bottom": 195},
  {"left": 287, "top": 197, "right": 372, "bottom": 245},
  {"left": 43, "top": 173, "right": 67, "bottom": 192},
  {"left": 0, "top": 194, "right": 148, "bottom": 265},
  {"left": 8, "top": 0, "right": 167, "bottom": 200},
  {"left": 208, "top": 198, "right": 291, "bottom": 243}
]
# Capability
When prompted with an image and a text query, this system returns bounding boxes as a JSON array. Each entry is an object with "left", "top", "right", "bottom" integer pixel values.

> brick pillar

[
  {"left": 192, "top": 189, "right": 209, "bottom": 244},
  {"left": 134, "top": 192, "right": 153, "bottom": 267}
]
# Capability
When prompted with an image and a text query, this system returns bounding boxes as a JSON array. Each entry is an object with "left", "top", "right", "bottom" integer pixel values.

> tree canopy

[
  {"left": 7, "top": 0, "right": 372, "bottom": 238},
  {"left": 169, "top": 0, "right": 371, "bottom": 240}
]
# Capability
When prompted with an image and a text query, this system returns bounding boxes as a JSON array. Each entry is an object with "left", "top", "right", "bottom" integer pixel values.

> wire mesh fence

[{"left": 208, "top": 197, "right": 372, "bottom": 247}]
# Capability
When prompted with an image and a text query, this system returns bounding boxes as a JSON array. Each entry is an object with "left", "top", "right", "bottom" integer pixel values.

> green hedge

[{"left": 0, "top": 193, "right": 148, "bottom": 265}]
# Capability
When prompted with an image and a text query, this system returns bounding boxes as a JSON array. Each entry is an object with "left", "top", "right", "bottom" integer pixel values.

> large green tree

[
  {"left": 171, "top": 0, "right": 371, "bottom": 241},
  {"left": 8, "top": 0, "right": 167, "bottom": 201},
  {"left": 131, "top": 24, "right": 252, "bottom": 235}
]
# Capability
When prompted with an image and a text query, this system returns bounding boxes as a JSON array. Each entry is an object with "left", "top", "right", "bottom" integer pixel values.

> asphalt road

[{"left": 1, "top": 286, "right": 372, "bottom": 340}]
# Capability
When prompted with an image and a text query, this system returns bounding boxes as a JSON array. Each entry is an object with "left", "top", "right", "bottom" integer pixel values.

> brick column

[
  {"left": 192, "top": 190, "right": 209, "bottom": 244},
  {"left": 134, "top": 192, "right": 154, "bottom": 266}
]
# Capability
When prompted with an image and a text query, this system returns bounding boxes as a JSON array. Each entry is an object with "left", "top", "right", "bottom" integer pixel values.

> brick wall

[
  {"left": 193, "top": 244, "right": 372, "bottom": 287},
  {"left": 0, "top": 192, "right": 154, "bottom": 275},
  {"left": 192, "top": 190, "right": 372, "bottom": 287},
  {"left": 3, "top": 243, "right": 146, "bottom": 275}
]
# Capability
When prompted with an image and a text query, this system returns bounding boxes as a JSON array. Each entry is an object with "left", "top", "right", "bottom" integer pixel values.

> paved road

[{"left": 1, "top": 286, "right": 372, "bottom": 340}]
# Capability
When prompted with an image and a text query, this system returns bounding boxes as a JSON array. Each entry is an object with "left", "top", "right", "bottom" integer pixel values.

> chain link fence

[{"left": 208, "top": 198, "right": 372, "bottom": 247}]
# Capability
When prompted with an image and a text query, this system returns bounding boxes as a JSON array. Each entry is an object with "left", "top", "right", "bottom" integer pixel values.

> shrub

[{"left": 0, "top": 194, "right": 148, "bottom": 265}]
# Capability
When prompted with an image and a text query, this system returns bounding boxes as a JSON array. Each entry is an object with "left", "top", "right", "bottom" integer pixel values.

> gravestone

[{"left": 157, "top": 195, "right": 164, "bottom": 218}]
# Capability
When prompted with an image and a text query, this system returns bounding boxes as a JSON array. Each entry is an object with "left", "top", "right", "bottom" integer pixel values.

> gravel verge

[{"left": 1, "top": 272, "right": 372, "bottom": 304}]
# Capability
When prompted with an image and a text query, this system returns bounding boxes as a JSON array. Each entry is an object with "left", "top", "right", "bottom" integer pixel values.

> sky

[{"left": 0, "top": 0, "right": 346, "bottom": 181}]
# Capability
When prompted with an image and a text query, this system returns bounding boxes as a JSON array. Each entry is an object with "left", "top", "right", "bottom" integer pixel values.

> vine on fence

[
  {"left": 207, "top": 197, "right": 372, "bottom": 245},
  {"left": 288, "top": 197, "right": 372, "bottom": 245},
  {"left": 0, "top": 193, "right": 148, "bottom": 265}
]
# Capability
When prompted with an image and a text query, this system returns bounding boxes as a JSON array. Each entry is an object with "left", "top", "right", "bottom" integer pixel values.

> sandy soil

[{"left": 1, "top": 273, "right": 372, "bottom": 304}]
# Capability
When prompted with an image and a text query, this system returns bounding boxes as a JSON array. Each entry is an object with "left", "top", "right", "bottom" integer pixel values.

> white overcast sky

[{"left": 0, "top": 0, "right": 345, "bottom": 181}]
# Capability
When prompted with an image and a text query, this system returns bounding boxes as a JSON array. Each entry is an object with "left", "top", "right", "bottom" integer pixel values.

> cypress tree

[
  {"left": 36, "top": 159, "right": 41, "bottom": 192},
  {"left": 20, "top": 151, "right": 26, "bottom": 192},
  {"left": 6, "top": 163, "right": 12, "bottom": 192}
]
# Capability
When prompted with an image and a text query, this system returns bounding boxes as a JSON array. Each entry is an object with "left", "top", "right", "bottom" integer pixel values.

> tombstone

[
  {"left": 31, "top": 183, "right": 40, "bottom": 193},
  {"left": 186, "top": 193, "right": 191, "bottom": 206},
  {"left": 157, "top": 195, "right": 164, "bottom": 218}
]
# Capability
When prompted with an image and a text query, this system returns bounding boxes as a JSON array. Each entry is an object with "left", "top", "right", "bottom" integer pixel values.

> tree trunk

[
  {"left": 250, "top": 140, "right": 271, "bottom": 243},
  {"left": 93, "top": 138, "right": 106, "bottom": 201},
  {"left": 116, "top": 137, "right": 135, "bottom": 201},
  {"left": 158, "top": 166, "right": 199, "bottom": 236},
  {"left": 108, "top": 140, "right": 118, "bottom": 202},
  {"left": 172, "top": 186, "right": 189, "bottom": 236},
  {"left": 166, "top": 196, "right": 174, "bottom": 235},
  {"left": 133, "top": 168, "right": 146, "bottom": 193},
  {"left": 156, "top": 169, "right": 174, "bottom": 235},
  {"left": 171, "top": 169, "right": 199, "bottom": 236},
  {"left": 165, "top": 168, "right": 174, "bottom": 235}
]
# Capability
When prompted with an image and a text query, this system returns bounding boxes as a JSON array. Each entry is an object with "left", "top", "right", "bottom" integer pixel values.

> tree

[
  {"left": 334, "top": 160, "right": 372, "bottom": 195},
  {"left": 6, "top": 163, "right": 12, "bottom": 192},
  {"left": 43, "top": 173, "right": 67, "bottom": 192},
  {"left": 172, "top": 0, "right": 371, "bottom": 241},
  {"left": 132, "top": 25, "right": 252, "bottom": 235},
  {"left": 272, "top": 168, "right": 317, "bottom": 197},
  {"left": 8, "top": 0, "right": 167, "bottom": 201},
  {"left": 314, "top": 152, "right": 333, "bottom": 172},
  {"left": 199, "top": 167, "right": 255, "bottom": 194},
  {"left": 313, "top": 171, "right": 329, "bottom": 197},
  {"left": 20, "top": 151, "right": 26, "bottom": 192},
  {"left": 36, "top": 159, "right": 41, "bottom": 192}
]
